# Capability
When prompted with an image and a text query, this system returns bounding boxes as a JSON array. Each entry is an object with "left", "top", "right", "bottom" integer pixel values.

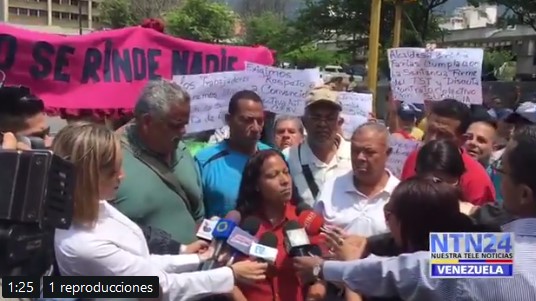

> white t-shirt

[{"left": 315, "top": 170, "right": 400, "bottom": 237}]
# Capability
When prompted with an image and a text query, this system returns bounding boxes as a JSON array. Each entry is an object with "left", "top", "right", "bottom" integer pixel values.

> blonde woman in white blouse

[{"left": 52, "top": 122, "right": 267, "bottom": 301}]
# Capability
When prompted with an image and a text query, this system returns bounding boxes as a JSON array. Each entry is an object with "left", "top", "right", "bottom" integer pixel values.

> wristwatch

[{"left": 312, "top": 259, "right": 323, "bottom": 280}]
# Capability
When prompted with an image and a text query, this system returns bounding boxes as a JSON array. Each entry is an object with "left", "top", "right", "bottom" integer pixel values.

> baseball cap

[
  {"left": 397, "top": 102, "right": 421, "bottom": 121},
  {"left": 306, "top": 87, "right": 341, "bottom": 110},
  {"left": 504, "top": 102, "right": 536, "bottom": 124}
]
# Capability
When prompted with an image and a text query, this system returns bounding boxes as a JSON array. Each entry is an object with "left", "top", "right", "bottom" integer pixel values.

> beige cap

[{"left": 306, "top": 87, "right": 341, "bottom": 109}]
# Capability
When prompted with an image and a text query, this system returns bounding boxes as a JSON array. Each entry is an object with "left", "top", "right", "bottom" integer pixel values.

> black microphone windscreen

[
  {"left": 258, "top": 232, "right": 278, "bottom": 248},
  {"left": 295, "top": 202, "right": 313, "bottom": 215},
  {"left": 283, "top": 220, "right": 302, "bottom": 231},
  {"left": 308, "top": 245, "right": 322, "bottom": 256},
  {"left": 241, "top": 216, "right": 262, "bottom": 236}
]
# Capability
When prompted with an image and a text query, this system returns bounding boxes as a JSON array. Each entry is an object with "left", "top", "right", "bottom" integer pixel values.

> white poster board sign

[
  {"left": 339, "top": 92, "right": 373, "bottom": 139},
  {"left": 388, "top": 48, "right": 483, "bottom": 105},
  {"left": 245, "top": 62, "right": 321, "bottom": 116},
  {"left": 173, "top": 71, "right": 256, "bottom": 133},
  {"left": 387, "top": 137, "right": 421, "bottom": 178}
]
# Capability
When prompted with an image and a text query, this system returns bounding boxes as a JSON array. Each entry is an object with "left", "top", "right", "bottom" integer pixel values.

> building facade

[
  {"left": 439, "top": 4, "right": 498, "bottom": 30},
  {"left": 0, "top": 0, "right": 101, "bottom": 34}
]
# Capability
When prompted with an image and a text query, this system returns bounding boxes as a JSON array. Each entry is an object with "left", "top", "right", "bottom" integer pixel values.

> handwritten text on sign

[
  {"left": 387, "top": 137, "right": 421, "bottom": 178},
  {"left": 339, "top": 92, "right": 373, "bottom": 139},
  {"left": 173, "top": 71, "right": 256, "bottom": 133},
  {"left": 246, "top": 62, "right": 320, "bottom": 116},
  {"left": 388, "top": 48, "right": 483, "bottom": 105}
]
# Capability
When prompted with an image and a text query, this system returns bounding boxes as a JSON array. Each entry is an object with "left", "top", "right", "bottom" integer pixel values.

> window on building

[
  {"left": 61, "top": 12, "right": 69, "bottom": 19},
  {"left": 29, "top": 9, "right": 38, "bottom": 16},
  {"left": 71, "top": 0, "right": 79, "bottom": 6},
  {"left": 81, "top": 14, "right": 88, "bottom": 21},
  {"left": 70, "top": 13, "right": 78, "bottom": 20},
  {"left": 92, "top": 1, "right": 99, "bottom": 9},
  {"left": 38, "top": 10, "right": 47, "bottom": 17},
  {"left": 19, "top": 8, "right": 29, "bottom": 16},
  {"left": 52, "top": 11, "right": 60, "bottom": 18},
  {"left": 8, "top": 7, "right": 18, "bottom": 14},
  {"left": 52, "top": 0, "right": 61, "bottom": 3}
]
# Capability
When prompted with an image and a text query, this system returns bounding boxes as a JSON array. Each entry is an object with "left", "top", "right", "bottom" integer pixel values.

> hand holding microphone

[
  {"left": 199, "top": 210, "right": 241, "bottom": 270},
  {"left": 229, "top": 260, "right": 268, "bottom": 284}
]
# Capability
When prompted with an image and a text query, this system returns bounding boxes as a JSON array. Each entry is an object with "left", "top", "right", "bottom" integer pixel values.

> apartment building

[{"left": 0, "top": 0, "right": 101, "bottom": 34}]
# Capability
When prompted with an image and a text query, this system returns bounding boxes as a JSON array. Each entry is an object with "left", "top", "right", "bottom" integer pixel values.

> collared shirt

[
  {"left": 283, "top": 137, "right": 352, "bottom": 206},
  {"left": 55, "top": 201, "right": 235, "bottom": 301},
  {"left": 114, "top": 124, "right": 204, "bottom": 244},
  {"left": 323, "top": 218, "right": 536, "bottom": 301},
  {"left": 315, "top": 170, "right": 400, "bottom": 237},
  {"left": 401, "top": 148, "right": 496, "bottom": 205},
  {"left": 238, "top": 203, "right": 323, "bottom": 301},
  {"left": 195, "top": 140, "right": 273, "bottom": 217}
]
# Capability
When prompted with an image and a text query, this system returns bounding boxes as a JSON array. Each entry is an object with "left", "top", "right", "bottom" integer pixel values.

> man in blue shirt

[{"left": 195, "top": 90, "right": 272, "bottom": 217}]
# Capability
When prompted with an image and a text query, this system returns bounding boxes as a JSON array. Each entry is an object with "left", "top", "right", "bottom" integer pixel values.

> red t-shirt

[
  {"left": 400, "top": 148, "right": 496, "bottom": 205},
  {"left": 238, "top": 203, "right": 322, "bottom": 301}
]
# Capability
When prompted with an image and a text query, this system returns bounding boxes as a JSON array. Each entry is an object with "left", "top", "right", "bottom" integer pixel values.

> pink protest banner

[{"left": 0, "top": 24, "right": 274, "bottom": 110}]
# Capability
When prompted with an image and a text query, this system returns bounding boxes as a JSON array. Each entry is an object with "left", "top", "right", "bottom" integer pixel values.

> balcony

[{"left": 9, "top": 0, "right": 47, "bottom": 10}]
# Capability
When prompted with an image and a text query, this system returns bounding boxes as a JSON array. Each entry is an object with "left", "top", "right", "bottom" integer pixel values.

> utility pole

[{"left": 78, "top": 0, "right": 83, "bottom": 35}]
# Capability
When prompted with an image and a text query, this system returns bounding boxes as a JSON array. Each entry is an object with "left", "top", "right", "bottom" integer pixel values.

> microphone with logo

[
  {"left": 297, "top": 210, "right": 326, "bottom": 236},
  {"left": 249, "top": 232, "right": 279, "bottom": 264},
  {"left": 226, "top": 216, "right": 262, "bottom": 265},
  {"left": 199, "top": 210, "right": 241, "bottom": 270},
  {"left": 283, "top": 220, "right": 313, "bottom": 257},
  {"left": 196, "top": 216, "right": 221, "bottom": 241}
]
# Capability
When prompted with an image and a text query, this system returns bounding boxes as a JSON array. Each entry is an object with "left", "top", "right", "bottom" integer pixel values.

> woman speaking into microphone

[
  {"left": 52, "top": 122, "right": 267, "bottom": 301},
  {"left": 233, "top": 149, "right": 326, "bottom": 301}
]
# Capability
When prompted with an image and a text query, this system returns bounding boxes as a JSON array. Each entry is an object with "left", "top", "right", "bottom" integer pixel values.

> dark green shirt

[{"left": 113, "top": 124, "right": 204, "bottom": 244}]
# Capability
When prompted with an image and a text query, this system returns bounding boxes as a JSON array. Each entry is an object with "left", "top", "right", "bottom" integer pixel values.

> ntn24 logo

[{"left": 430, "top": 232, "right": 513, "bottom": 253}]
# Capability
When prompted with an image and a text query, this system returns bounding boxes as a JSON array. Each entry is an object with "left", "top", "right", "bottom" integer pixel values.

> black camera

[{"left": 0, "top": 149, "right": 75, "bottom": 276}]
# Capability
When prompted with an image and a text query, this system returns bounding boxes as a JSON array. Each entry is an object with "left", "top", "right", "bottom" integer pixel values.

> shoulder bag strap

[
  {"left": 121, "top": 136, "right": 194, "bottom": 215},
  {"left": 298, "top": 144, "right": 320, "bottom": 199}
]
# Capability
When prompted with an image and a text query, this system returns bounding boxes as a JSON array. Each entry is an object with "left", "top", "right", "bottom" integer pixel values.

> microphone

[
  {"left": 283, "top": 220, "right": 312, "bottom": 257},
  {"left": 226, "top": 216, "right": 262, "bottom": 264},
  {"left": 196, "top": 216, "right": 221, "bottom": 241},
  {"left": 249, "top": 232, "right": 279, "bottom": 264},
  {"left": 295, "top": 202, "right": 314, "bottom": 215},
  {"left": 200, "top": 210, "right": 241, "bottom": 270},
  {"left": 297, "top": 210, "right": 326, "bottom": 236}
]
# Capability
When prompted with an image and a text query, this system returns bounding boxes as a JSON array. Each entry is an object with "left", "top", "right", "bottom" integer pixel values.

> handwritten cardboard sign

[
  {"left": 173, "top": 71, "right": 256, "bottom": 133},
  {"left": 339, "top": 92, "right": 373, "bottom": 139},
  {"left": 245, "top": 62, "right": 321, "bottom": 116},
  {"left": 388, "top": 48, "right": 483, "bottom": 105},
  {"left": 387, "top": 137, "right": 421, "bottom": 178}
]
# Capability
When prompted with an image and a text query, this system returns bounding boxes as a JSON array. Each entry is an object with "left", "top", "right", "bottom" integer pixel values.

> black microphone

[
  {"left": 249, "top": 232, "right": 279, "bottom": 264},
  {"left": 283, "top": 220, "right": 312, "bottom": 257},
  {"left": 199, "top": 210, "right": 241, "bottom": 270},
  {"left": 226, "top": 216, "right": 262, "bottom": 264},
  {"left": 295, "top": 202, "right": 314, "bottom": 216}
]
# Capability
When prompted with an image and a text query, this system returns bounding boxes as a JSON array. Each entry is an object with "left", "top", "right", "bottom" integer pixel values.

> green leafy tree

[
  {"left": 99, "top": 0, "right": 181, "bottom": 27},
  {"left": 482, "top": 49, "right": 515, "bottom": 80},
  {"left": 99, "top": 0, "right": 135, "bottom": 28},
  {"left": 242, "top": 13, "right": 292, "bottom": 51},
  {"left": 468, "top": 0, "right": 536, "bottom": 31},
  {"left": 281, "top": 45, "right": 338, "bottom": 68},
  {"left": 165, "top": 0, "right": 236, "bottom": 42}
]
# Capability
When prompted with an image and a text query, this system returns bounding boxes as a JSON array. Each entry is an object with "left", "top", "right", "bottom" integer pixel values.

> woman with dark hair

[
  {"left": 234, "top": 149, "right": 326, "bottom": 301},
  {"left": 384, "top": 177, "right": 478, "bottom": 252},
  {"left": 415, "top": 139, "right": 477, "bottom": 214}
]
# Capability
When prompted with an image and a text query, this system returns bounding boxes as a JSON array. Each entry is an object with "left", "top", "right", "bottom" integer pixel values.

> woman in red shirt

[{"left": 232, "top": 149, "right": 326, "bottom": 301}]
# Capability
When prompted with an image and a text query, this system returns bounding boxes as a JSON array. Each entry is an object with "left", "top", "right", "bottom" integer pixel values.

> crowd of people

[{"left": 1, "top": 74, "right": 535, "bottom": 301}]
